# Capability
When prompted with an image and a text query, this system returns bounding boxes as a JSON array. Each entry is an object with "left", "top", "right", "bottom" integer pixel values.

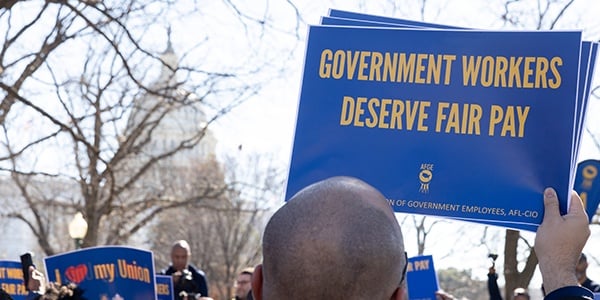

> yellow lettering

[
  {"left": 443, "top": 55, "right": 456, "bottom": 85},
  {"left": 383, "top": 53, "right": 398, "bottom": 82},
  {"left": 489, "top": 105, "right": 503, "bottom": 136},
  {"left": 414, "top": 260, "right": 430, "bottom": 270},
  {"left": 378, "top": 99, "right": 392, "bottom": 129},
  {"left": 500, "top": 106, "right": 516, "bottom": 136},
  {"left": 462, "top": 55, "right": 481, "bottom": 86},
  {"left": 6, "top": 268, "right": 22, "bottom": 279},
  {"left": 340, "top": 96, "right": 354, "bottom": 126},
  {"left": 436, "top": 103, "right": 481, "bottom": 135},
  {"left": 318, "top": 49, "right": 333, "bottom": 78},
  {"left": 446, "top": 103, "right": 461, "bottom": 133},
  {"left": 480, "top": 56, "right": 494, "bottom": 87},
  {"left": 548, "top": 57, "right": 562, "bottom": 89},
  {"left": 357, "top": 51, "right": 370, "bottom": 81},
  {"left": 1, "top": 283, "right": 15, "bottom": 294},
  {"left": 94, "top": 263, "right": 115, "bottom": 283},
  {"left": 345, "top": 50, "right": 360, "bottom": 80},
  {"left": 426, "top": 54, "right": 441, "bottom": 84},
  {"left": 535, "top": 57, "right": 549, "bottom": 88},
  {"left": 468, "top": 104, "right": 482, "bottom": 135},
  {"left": 516, "top": 106, "right": 530, "bottom": 137},
  {"left": 581, "top": 192, "right": 588, "bottom": 208},
  {"left": 354, "top": 97, "right": 367, "bottom": 127},
  {"left": 332, "top": 50, "right": 345, "bottom": 79},
  {"left": 118, "top": 259, "right": 151, "bottom": 284},
  {"left": 489, "top": 105, "right": 529, "bottom": 137},
  {"left": 508, "top": 57, "right": 523, "bottom": 88},
  {"left": 365, "top": 98, "right": 379, "bottom": 128},
  {"left": 390, "top": 100, "right": 405, "bottom": 130},
  {"left": 398, "top": 53, "right": 416, "bottom": 83},
  {"left": 370, "top": 52, "right": 383, "bottom": 81},
  {"left": 55, "top": 269, "right": 62, "bottom": 285},
  {"left": 157, "top": 283, "right": 170, "bottom": 295},
  {"left": 405, "top": 101, "right": 419, "bottom": 130},
  {"left": 417, "top": 102, "right": 430, "bottom": 132},
  {"left": 414, "top": 54, "right": 428, "bottom": 84},
  {"left": 522, "top": 56, "right": 536, "bottom": 88},
  {"left": 435, "top": 102, "right": 450, "bottom": 133},
  {"left": 494, "top": 56, "right": 508, "bottom": 87}
]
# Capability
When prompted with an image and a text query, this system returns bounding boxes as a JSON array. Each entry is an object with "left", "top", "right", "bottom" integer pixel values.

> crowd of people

[
  {"left": 0, "top": 176, "right": 597, "bottom": 300},
  {"left": 155, "top": 240, "right": 253, "bottom": 300},
  {"left": 246, "top": 176, "right": 596, "bottom": 300}
]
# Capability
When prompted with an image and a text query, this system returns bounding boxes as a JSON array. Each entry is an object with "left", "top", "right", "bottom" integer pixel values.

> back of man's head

[{"left": 255, "top": 176, "right": 406, "bottom": 300}]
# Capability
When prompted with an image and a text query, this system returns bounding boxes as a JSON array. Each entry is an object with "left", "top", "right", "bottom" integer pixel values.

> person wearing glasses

[
  {"left": 233, "top": 268, "right": 254, "bottom": 300},
  {"left": 249, "top": 176, "right": 592, "bottom": 300}
]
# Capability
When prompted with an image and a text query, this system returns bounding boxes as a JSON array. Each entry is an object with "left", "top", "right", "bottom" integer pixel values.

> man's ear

[
  {"left": 390, "top": 286, "right": 407, "bottom": 300},
  {"left": 251, "top": 264, "right": 263, "bottom": 300}
]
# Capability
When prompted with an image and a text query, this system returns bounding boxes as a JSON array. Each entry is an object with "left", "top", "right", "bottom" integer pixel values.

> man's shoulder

[
  {"left": 160, "top": 266, "right": 176, "bottom": 275},
  {"left": 588, "top": 279, "right": 600, "bottom": 292},
  {"left": 188, "top": 265, "right": 207, "bottom": 277}
]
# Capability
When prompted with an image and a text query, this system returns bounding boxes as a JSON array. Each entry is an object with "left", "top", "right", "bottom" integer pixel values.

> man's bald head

[
  {"left": 171, "top": 240, "right": 191, "bottom": 271},
  {"left": 257, "top": 176, "right": 406, "bottom": 299}
]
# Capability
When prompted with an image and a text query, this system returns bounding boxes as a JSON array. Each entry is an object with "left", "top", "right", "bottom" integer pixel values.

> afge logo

[
  {"left": 579, "top": 164, "right": 598, "bottom": 208},
  {"left": 419, "top": 163, "right": 434, "bottom": 193}
]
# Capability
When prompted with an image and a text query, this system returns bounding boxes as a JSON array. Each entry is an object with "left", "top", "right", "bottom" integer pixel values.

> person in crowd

[
  {"left": 0, "top": 266, "right": 86, "bottom": 300},
  {"left": 250, "top": 176, "right": 593, "bottom": 300},
  {"left": 36, "top": 282, "right": 86, "bottom": 300},
  {"left": 160, "top": 240, "right": 209, "bottom": 299},
  {"left": 535, "top": 188, "right": 592, "bottom": 300},
  {"left": 252, "top": 176, "right": 406, "bottom": 299},
  {"left": 0, "top": 289, "right": 12, "bottom": 300},
  {"left": 487, "top": 265, "right": 530, "bottom": 300},
  {"left": 233, "top": 268, "right": 254, "bottom": 300},
  {"left": 576, "top": 253, "right": 600, "bottom": 292}
]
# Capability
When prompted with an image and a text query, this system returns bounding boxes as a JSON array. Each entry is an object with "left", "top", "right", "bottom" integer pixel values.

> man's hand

[
  {"left": 535, "top": 188, "right": 590, "bottom": 294},
  {"left": 435, "top": 290, "right": 455, "bottom": 300},
  {"left": 27, "top": 265, "right": 45, "bottom": 293}
]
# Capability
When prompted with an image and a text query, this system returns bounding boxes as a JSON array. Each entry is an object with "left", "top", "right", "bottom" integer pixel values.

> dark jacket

[
  {"left": 0, "top": 289, "right": 13, "bottom": 300},
  {"left": 582, "top": 278, "right": 600, "bottom": 293},
  {"left": 488, "top": 273, "right": 503, "bottom": 300},
  {"left": 544, "top": 286, "right": 593, "bottom": 300},
  {"left": 161, "top": 265, "right": 209, "bottom": 299}
]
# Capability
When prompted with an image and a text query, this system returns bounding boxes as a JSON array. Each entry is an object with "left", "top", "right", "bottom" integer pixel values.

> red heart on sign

[{"left": 65, "top": 264, "right": 87, "bottom": 284}]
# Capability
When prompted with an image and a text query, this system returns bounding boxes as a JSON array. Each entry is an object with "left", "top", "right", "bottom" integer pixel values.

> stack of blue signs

[{"left": 285, "top": 9, "right": 598, "bottom": 232}]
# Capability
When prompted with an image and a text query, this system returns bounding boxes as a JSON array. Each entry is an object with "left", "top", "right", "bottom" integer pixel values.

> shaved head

[{"left": 260, "top": 176, "right": 405, "bottom": 299}]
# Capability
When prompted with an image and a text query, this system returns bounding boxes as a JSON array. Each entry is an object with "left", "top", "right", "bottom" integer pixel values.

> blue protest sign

[
  {"left": 0, "top": 261, "right": 34, "bottom": 300},
  {"left": 406, "top": 255, "right": 439, "bottom": 300},
  {"left": 155, "top": 274, "right": 174, "bottom": 300},
  {"left": 44, "top": 246, "right": 157, "bottom": 300},
  {"left": 286, "top": 24, "right": 583, "bottom": 230},
  {"left": 317, "top": 11, "right": 597, "bottom": 232},
  {"left": 574, "top": 159, "right": 600, "bottom": 221}
]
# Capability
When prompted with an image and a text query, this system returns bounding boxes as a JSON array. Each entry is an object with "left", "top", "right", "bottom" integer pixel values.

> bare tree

[
  {"left": 495, "top": 0, "right": 598, "bottom": 296},
  {"left": 502, "top": 230, "right": 538, "bottom": 298},
  {"left": 0, "top": 1, "right": 299, "bottom": 255},
  {"left": 149, "top": 151, "right": 282, "bottom": 299}
]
